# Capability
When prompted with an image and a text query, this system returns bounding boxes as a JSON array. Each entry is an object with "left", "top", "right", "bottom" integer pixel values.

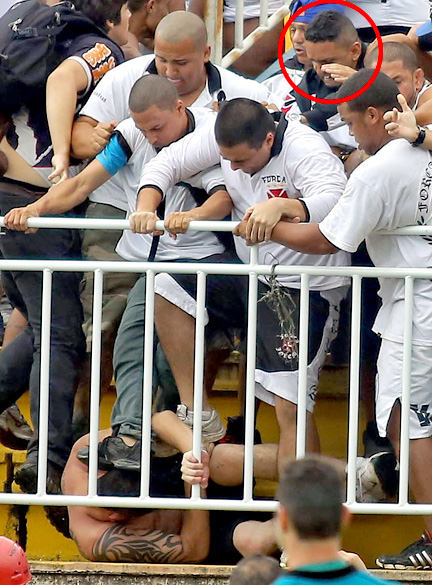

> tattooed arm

[{"left": 93, "top": 510, "right": 210, "bottom": 563}]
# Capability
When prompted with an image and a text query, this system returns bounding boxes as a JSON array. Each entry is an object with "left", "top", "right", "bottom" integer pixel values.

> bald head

[
  {"left": 129, "top": 74, "right": 179, "bottom": 113},
  {"left": 155, "top": 11, "right": 208, "bottom": 50}
]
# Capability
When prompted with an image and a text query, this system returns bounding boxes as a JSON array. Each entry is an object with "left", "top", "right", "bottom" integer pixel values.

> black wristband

[{"left": 411, "top": 127, "right": 426, "bottom": 147}]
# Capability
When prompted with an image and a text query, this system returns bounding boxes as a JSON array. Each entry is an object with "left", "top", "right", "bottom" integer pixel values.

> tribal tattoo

[{"left": 93, "top": 525, "right": 186, "bottom": 563}]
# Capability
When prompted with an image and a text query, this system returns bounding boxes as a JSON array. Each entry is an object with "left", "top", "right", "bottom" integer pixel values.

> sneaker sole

[{"left": 112, "top": 458, "right": 141, "bottom": 472}]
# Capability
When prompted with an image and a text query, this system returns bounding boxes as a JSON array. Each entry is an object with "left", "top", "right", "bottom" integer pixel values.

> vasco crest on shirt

[{"left": 262, "top": 174, "right": 288, "bottom": 200}]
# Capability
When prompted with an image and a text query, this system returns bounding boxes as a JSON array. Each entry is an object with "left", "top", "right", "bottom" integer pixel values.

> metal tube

[
  {"left": 260, "top": 0, "right": 269, "bottom": 27},
  {"left": 88, "top": 269, "right": 104, "bottom": 498},
  {"left": 191, "top": 271, "right": 207, "bottom": 501},
  {"left": 296, "top": 274, "right": 309, "bottom": 458},
  {"left": 235, "top": 0, "right": 245, "bottom": 49},
  {"left": 140, "top": 270, "right": 156, "bottom": 499},
  {"left": 37, "top": 269, "right": 52, "bottom": 496},
  {"left": 346, "top": 275, "right": 362, "bottom": 505},
  {"left": 398, "top": 276, "right": 414, "bottom": 505},
  {"left": 243, "top": 245, "right": 259, "bottom": 502}
]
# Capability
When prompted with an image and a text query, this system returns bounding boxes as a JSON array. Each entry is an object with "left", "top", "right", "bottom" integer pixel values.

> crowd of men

[{"left": 0, "top": 0, "right": 432, "bottom": 571}]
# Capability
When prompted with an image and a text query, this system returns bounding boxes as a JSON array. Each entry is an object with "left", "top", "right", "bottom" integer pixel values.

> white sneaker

[
  {"left": 176, "top": 404, "right": 226, "bottom": 442},
  {"left": 355, "top": 452, "right": 398, "bottom": 502}
]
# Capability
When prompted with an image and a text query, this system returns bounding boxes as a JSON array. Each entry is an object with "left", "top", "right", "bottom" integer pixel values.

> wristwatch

[{"left": 411, "top": 126, "right": 427, "bottom": 147}]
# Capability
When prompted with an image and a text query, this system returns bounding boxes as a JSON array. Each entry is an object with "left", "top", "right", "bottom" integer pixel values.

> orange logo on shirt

[
  {"left": 82, "top": 43, "right": 112, "bottom": 68},
  {"left": 92, "top": 56, "right": 116, "bottom": 83}
]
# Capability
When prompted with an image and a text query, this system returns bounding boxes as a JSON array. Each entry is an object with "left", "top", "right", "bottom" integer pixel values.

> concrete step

[{"left": 28, "top": 562, "right": 432, "bottom": 585}]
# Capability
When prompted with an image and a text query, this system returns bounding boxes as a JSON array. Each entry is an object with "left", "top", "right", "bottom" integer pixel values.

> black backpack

[{"left": 0, "top": 0, "right": 112, "bottom": 115}]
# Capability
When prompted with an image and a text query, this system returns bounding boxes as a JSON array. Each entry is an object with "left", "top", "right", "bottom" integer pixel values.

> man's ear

[
  {"left": 265, "top": 131, "right": 275, "bottom": 149},
  {"left": 341, "top": 504, "right": 351, "bottom": 529},
  {"left": 203, "top": 44, "right": 211, "bottom": 63},
  {"left": 413, "top": 67, "right": 425, "bottom": 92},
  {"left": 277, "top": 504, "right": 290, "bottom": 534},
  {"left": 350, "top": 41, "right": 362, "bottom": 65},
  {"left": 366, "top": 106, "right": 381, "bottom": 123},
  {"left": 105, "top": 20, "right": 114, "bottom": 33},
  {"left": 147, "top": 0, "right": 155, "bottom": 11}
]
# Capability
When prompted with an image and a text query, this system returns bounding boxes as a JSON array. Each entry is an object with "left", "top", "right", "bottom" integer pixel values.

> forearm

[
  {"left": 152, "top": 411, "right": 194, "bottom": 453},
  {"left": 187, "top": 189, "right": 233, "bottom": 220},
  {"left": 136, "top": 187, "right": 163, "bottom": 212},
  {"left": 414, "top": 100, "right": 432, "bottom": 127},
  {"left": 71, "top": 118, "right": 99, "bottom": 160},
  {"left": 46, "top": 74, "right": 77, "bottom": 162},
  {"left": 271, "top": 221, "right": 339, "bottom": 254}
]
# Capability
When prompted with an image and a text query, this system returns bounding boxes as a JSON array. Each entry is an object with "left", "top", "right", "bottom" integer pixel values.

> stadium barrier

[
  {"left": 0, "top": 216, "right": 430, "bottom": 517},
  {"left": 203, "top": 0, "right": 292, "bottom": 68}
]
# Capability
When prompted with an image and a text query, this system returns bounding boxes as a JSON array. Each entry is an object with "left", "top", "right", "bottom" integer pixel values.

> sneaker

[
  {"left": 355, "top": 452, "right": 399, "bottom": 502},
  {"left": 0, "top": 404, "right": 33, "bottom": 451},
  {"left": 177, "top": 404, "right": 226, "bottom": 442},
  {"left": 363, "top": 420, "right": 394, "bottom": 458},
  {"left": 77, "top": 436, "right": 142, "bottom": 472},
  {"left": 376, "top": 533, "right": 432, "bottom": 569},
  {"left": 15, "top": 452, "right": 63, "bottom": 495}
]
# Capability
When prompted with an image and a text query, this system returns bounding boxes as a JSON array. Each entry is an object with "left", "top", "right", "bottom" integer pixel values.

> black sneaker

[
  {"left": 376, "top": 533, "right": 432, "bottom": 569},
  {"left": 0, "top": 404, "right": 33, "bottom": 451},
  {"left": 218, "top": 415, "right": 262, "bottom": 445},
  {"left": 77, "top": 436, "right": 142, "bottom": 472},
  {"left": 15, "top": 453, "right": 63, "bottom": 495}
]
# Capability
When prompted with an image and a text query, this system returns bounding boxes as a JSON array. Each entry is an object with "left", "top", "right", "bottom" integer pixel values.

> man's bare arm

[
  {"left": 93, "top": 525, "right": 190, "bottom": 563},
  {"left": 3, "top": 160, "right": 112, "bottom": 232},
  {"left": 46, "top": 58, "right": 90, "bottom": 183}
]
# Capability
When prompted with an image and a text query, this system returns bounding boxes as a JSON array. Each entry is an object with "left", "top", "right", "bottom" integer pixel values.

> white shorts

[{"left": 376, "top": 339, "right": 432, "bottom": 439}]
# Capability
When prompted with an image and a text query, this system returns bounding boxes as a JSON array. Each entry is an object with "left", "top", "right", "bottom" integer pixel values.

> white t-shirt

[
  {"left": 320, "top": 138, "right": 432, "bottom": 346},
  {"left": 80, "top": 55, "right": 283, "bottom": 209},
  {"left": 223, "top": 0, "right": 285, "bottom": 23},
  {"left": 96, "top": 108, "right": 225, "bottom": 261},
  {"left": 344, "top": 0, "right": 429, "bottom": 29},
  {"left": 139, "top": 116, "right": 350, "bottom": 291}
]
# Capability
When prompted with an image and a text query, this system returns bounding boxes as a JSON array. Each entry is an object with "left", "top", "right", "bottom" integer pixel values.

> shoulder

[
  {"left": 188, "top": 107, "right": 217, "bottom": 129},
  {"left": 214, "top": 65, "right": 269, "bottom": 97},
  {"left": 68, "top": 36, "right": 124, "bottom": 68}
]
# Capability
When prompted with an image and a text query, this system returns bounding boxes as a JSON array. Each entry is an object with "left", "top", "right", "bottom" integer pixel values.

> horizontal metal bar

[
  {"left": 0, "top": 490, "right": 430, "bottom": 515},
  {"left": 1, "top": 216, "right": 432, "bottom": 236},
  {"left": 0, "top": 258, "right": 430, "bottom": 280}
]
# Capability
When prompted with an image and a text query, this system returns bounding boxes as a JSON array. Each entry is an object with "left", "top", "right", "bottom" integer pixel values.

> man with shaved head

[{"left": 365, "top": 42, "right": 432, "bottom": 126}]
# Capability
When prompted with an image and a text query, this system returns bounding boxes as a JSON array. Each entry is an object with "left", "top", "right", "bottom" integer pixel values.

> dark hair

[
  {"left": 305, "top": 10, "right": 358, "bottom": 46},
  {"left": 215, "top": 98, "right": 275, "bottom": 149},
  {"left": 277, "top": 456, "right": 345, "bottom": 540},
  {"left": 128, "top": 0, "right": 147, "bottom": 13},
  {"left": 230, "top": 555, "right": 285, "bottom": 585},
  {"left": 97, "top": 469, "right": 156, "bottom": 518},
  {"left": 73, "top": 0, "right": 127, "bottom": 31},
  {"left": 365, "top": 41, "right": 418, "bottom": 73},
  {"left": 337, "top": 69, "right": 400, "bottom": 113},
  {"left": 129, "top": 74, "right": 179, "bottom": 113}
]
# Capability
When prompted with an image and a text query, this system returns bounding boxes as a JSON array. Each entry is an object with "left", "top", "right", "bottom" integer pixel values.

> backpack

[{"left": 0, "top": 0, "right": 112, "bottom": 116}]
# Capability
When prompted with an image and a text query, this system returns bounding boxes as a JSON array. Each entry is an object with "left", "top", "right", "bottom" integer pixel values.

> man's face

[
  {"left": 290, "top": 22, "right": 310, "bottom": 65},
  {"left": 305, "top": 39, "right": 361, "bottom": 87},
  {"left": 154, "top": 35, "right": 210, "bottom": 98},
  {"left": 131, "top": 103, "right": 185, "bottom": 148},
  {"left": 219, "top": 135, "right": 274, "bottom": 175},
  {"left": 338, "top": 102, "right": 381, "bottom": 155},
  {"left": 373, "top": 59, "right": 423, "bottom": 109}
]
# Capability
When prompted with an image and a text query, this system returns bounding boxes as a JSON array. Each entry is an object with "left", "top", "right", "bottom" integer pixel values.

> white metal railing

[
  {"left": 203, "top": 0, "right": 292, "bottom": 68},
  {"left": 0, "top": 217, "right": 430, "bottom": 515}
]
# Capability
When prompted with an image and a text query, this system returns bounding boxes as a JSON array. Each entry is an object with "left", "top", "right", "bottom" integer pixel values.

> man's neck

[
  {"left": 284, "top": 534, "right": 342, "bottom": 570},
  {"left": 180, "top": 74, "right": 207, "bottom": 107}
]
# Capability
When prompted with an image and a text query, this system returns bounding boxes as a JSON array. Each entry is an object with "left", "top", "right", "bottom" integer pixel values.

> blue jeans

[{"left": 0, "top": 180, "right": 86, "bottom": 466}]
